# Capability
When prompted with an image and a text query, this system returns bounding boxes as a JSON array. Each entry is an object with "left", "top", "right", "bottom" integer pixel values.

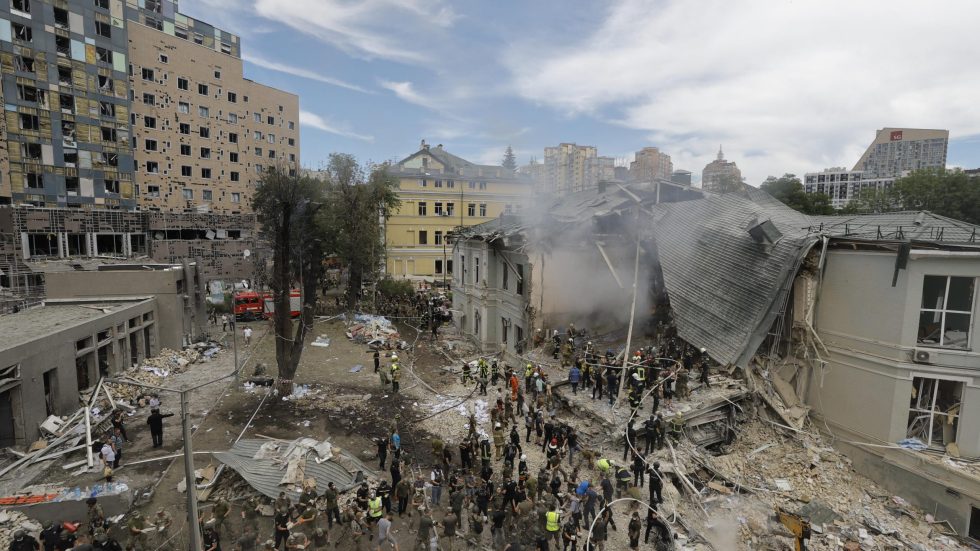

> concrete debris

[
  {"left": 311, "top": 335, "right": 331, "bottom": 348},
  {"left": 0, "top": 509, "right": 43, "bottom": 550},
  {"left": 345, "top": 314, "right": 406, "bottom": 349},
  {"left": 106, "top": 342, "right": 222, "bottom": 404}
]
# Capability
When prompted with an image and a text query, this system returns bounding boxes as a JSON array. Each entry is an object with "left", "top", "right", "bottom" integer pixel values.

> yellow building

[{"left": 385, "top": 141, "right": 531, "bottom": 281}]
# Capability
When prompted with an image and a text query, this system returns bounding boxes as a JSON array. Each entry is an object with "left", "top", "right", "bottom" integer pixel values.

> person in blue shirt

[{"left": 568, "top": 365, "right": 581, "bottom": 394}]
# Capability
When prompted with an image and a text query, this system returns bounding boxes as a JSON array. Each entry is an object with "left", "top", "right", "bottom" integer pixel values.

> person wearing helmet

[
  {"left": 40, "top": 521, "right": 60, "bottom": 551},
  {"left": 86, "top": 498, "right": 105, "bottom": 536},
  {"left": 492, "top": 422, "right": 505, "bottom": 460},
  {"left": 10, "top": 530, "right": 39, "bottom": 551},
  {"left": 647, "top": 461, "right": 664, "bottom": 505},
  {"left": 91, "top": 530, "right": 121, "bottom": 551}
]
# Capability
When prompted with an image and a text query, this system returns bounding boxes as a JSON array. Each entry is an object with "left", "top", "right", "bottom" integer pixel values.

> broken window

[
  {"left": 17, "top": 84, "right": 38, "bottom": 103},
  {"left": 502, "top": 263, "right": 508, "bottom": 290},
  {"left": 13, "top": 23, "right": 32, "bottom": 43},
  {"left": 145, "top": 16, "right": 163, "bottom": 31},
  {"left": 907, "top": 377, "right": 962, "bottom": 448},
  {"left": 105, "top": 179, "right": 121, "bottom": 193},
  {"left": 96, "top": 47, "right": 112, "bottom": 64},
  {"left": 918, "top": 275, "right": 974, "bottom": 349},
  {"left": 66, "top": 177, "right": 80, "bottom": 195},
  {"left": 95, "top": 21, "right": 111, "bottom": 38},
  {"left": 62, "top": 121, "right": 77, "bottom": 146},
  {"left": 501, "top": 318, "right": 508, "bottom": 344},
  {"left": 27, "top": 233, "right": 57, "bottom": 256},
  {"left": 12, "top": 0, "right": 30, "bottom": 13},
  {"left": 19, "top": 113, "right": 39, "bottom": 131},
  {"left": 100, "top": 152, "right": 118, "bottom": 166},
  {"left": 229, "top": 113, "right": 238, "bottom": 124},
  {"left": 56, "top": 35, "right": 71, "bottom": 57},
  {"left": 60, "top": 94, "right": 75, "bottom": 115},
  {"left": 98, "top": 74, "right": 114, "bottom": 92},
  {"left": 24, "top": 173, "right": 43, "bottom": 189},
  {"left": 475, "top": 257, "right": 480, "bottom": 283},
  {"left": 67, "top": 233, "right": 85, "bottom": 254},
  {"left": 516, "top": 264, "right": 524, "bottom": 295},
  {"left": 96, "top": 234, "right": 123, "bottom": 255},
  {"left": 182, "top": 189, "right": 193, "bottom": 200},
  {"left": 101, "top": 126, "right": 117, "bottom": 142},
  {"left": 100, "top": 101, "right": 116, "bottom": 117},
  {"left": 418, "top": 231, "right": 428, "bottom": 245},
  {"left": 15, "top": 55, "right": 35, "bottom": 73},
  {"left": 63, "top": 149, "right": 78, "bottom": 166},
  {"left": 21, "top": 143, "right": 42, "bottom": 160}
]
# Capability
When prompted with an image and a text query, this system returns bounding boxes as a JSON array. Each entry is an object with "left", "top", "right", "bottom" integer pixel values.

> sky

[{"left": 183, "top": 0, "right": 980, "bottom": 185}]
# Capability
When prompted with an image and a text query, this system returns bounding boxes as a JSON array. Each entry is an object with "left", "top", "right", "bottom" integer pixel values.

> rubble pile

[
  {"left": 345, "top": 314, "right": 406, "bottom": 349},
  {"left": 680, "top": 421, "right": 968, "bottom": 550},
  {"left": 106, "top": 342, "right": 222, "bottom": 403},
  {"left": 0, "top": 510, "right": 43, "bottom": 550}
]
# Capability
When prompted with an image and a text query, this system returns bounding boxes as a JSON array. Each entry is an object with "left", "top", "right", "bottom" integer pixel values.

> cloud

[
  {"left": 253, "top": 0, "right": 456, "bottom": 63},
  {"left": 379, "top": 80, "right": 427, "bottom": 106},
  {"left": 242, "top": 54, "right": 371, "bottom": 94},
  {"left": 299, "top": 111, "right": 374, "bottom": 142},
  {"left": 506, "top": 0, "right": 980, "bottom": 184}
]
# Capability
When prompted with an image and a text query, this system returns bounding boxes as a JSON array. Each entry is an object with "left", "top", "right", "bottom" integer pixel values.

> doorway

[
  {"left": 0, "top": 389, "right": 15, "bottom": 447},
  {"left": 42, "top": 368, "right": 57, "bottom": 416}
]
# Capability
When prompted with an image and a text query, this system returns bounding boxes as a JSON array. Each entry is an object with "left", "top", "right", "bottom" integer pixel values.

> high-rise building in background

[
  {"left": 628, "top": 147, "right": 672, "bottom": 182},
  {"left": 597, "top": 155, "right": 617, "bottom": 182},
  {"left": 803, "top": 128, "right": 949, "bottom": 208},
  {"left": 543, "top": 143, "right": 597, "bottom": 195},
  {"left": 853, "top": 128, "right": 948, "bottom": 178},
  {"left": 701, "top": 146, "right": 742, "bottom": 191},
  {"left": 0, "top": 0, "right": 299, "bottom": 212}
]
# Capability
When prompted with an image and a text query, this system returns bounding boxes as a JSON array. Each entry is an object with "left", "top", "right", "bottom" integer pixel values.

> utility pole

[
  {"left": 180, "top": 389, "right": 202, "bottom": 551},
  {"left": 232, "top": 322, "right": 239, "bottom": 383}
]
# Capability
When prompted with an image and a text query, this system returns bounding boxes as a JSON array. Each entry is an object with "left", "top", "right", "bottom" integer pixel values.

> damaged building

[{"left": 453, "top": 184, "right": 980, "bottom": 538}]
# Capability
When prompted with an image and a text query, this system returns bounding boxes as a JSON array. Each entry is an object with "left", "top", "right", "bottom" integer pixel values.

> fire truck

[{"left": 233, "top": 290, "right": 301, "bottom": 321}]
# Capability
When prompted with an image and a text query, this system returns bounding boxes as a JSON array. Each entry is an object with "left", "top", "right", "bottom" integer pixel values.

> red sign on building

[{"left": 890, "top": 130, "right": 904, "bottom": 141}]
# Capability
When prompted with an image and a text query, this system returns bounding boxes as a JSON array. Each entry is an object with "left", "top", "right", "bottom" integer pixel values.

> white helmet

[{"left": 391, "top": 354, "right": 398, "bottom": 360}]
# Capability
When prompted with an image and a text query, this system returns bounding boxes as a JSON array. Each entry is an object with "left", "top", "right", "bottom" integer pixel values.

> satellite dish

[{"left": 243, "top": 249, "right": 251, "bottom": 258}]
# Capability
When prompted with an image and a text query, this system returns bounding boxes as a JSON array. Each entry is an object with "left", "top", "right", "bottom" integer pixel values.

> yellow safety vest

[
  {"left": 597, "top": 458, "right": 610, "bottom": 472},
  {"left": 636, "top": 367, "right": 646, "bottom": 381},
  {"left": 368, "top": 497, "right": 383, "bottom": 518},
  {"left": 545, "top": 511, "right": 560, "bottom": 532},
  {"left": 525, "top": 365, "right": 533, "bottom": 377}
]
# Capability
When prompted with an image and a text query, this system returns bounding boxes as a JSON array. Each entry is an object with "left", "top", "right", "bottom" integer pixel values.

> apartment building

[
  {"left": 543, "top": 143, "right": 598, "bottom": 195},
  {"left": 127, "top": 19, "right": 299, "bottom": 213},
  {"left": 0, "top": 0, "right": 136, "bottom": 208},
  {"left": 803, "top": 167, "right": 897, "bottom": 209},
  {"left": 628, "top": 147, "right": 673, "bottom": 182},
  {"left": 0, "top": 0, "right": 299, "bottom": 212},
  {"left": 597, "top": 155, "right": 617, "bottom": 182},
  {"left": 853, "top": 127, "right": 948, "bottom": 178},
  {"left": 385, "top": 141, "right": 531, "bottom": 280}
]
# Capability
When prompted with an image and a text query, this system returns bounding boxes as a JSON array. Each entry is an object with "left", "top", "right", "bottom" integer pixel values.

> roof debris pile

[
  {"left": 212, "top": 437, "right": 371, "bottom": 501},
  {"left": 345, "top": 314, "right": 406, "bottom": 349},
  {"left": 672, "top": 420, "right": 968, "bottom": 549}
]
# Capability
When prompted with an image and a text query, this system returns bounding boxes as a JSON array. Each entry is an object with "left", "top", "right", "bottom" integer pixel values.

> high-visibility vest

[
  {"left": 636, "top": 367, "right": 646, "bottom": 382},
  {"left": 545, "top": 511, "right": 560, "bottom": 532},
  {"left": 525, "top": 365, "right": 533, "bottom": 377},
  {"left": 597, "top": 458, "right": 610, "bottom": 472},
  {"left": 368, "top": 497, "right": 383, "bottom": 518}
]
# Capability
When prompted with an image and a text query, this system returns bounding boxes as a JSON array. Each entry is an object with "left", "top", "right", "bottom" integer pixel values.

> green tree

[
  {"left": 252, "top": 167, "right": 327, "bottom": 395},
  {"left": 892, "top": 168, "right": 980, "bottom": 224},
  {"left": 502, "top": 145, "right": 517, "bottom": 172},
  {"left": 318, "top": 154, "right": 401, "bottom": 308},
  {"left": 760, "top": 173, "right": 834, "bottom": 215},
  {"left": 840, "top": 187, "right": 899, "bottom": 214},
  {"left": 711, "top": 173, "right": 746, "bottom": 194}
]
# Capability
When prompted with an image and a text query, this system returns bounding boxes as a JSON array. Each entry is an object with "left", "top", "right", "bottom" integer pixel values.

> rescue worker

[
  {"left": 368, "top": 491, "right": 384, "bottom": 525},
  {"left": 461, "top": 361, "right": 472, "bottom": 384},
  {"left": 9, "top": 530, "right": 39, "bottom": 551},
  {"left": 615, "top": 464, "right": 632, "bottom": 498},
  {"left": 545, "top": 503, "right": 562, "bottom": 546},
  {"left": 670, "top": 412, "right": 685, "bottom": 441},
  {"left": 127, "top": 511, "right": 148, "bottom": 551},
  {"left": 490, "top": 360, "right": 500, "bottom": 386},
  {"left": 478, "top": 361, "right": 490, "bottom": 396},
  {"left": 524, "top": 363, "right": 534, "bottom": 391},
  {"left": 699, "top": 348, "right": 711, "bottom": 388},
  {"left": 92, "top": 531, "right": 121, "bottom": 551},
  {"left": 211, "top": 498, "right": 231, "bottom": 535},
  {"left": 492, "top": 423, "right": 505, "bottom": 460},
  {"left": 153, "top": 508, "right": 173, "bottom": 545},
  {"left": 86, "top": 497, "right": 106, "bottom": 535},
  {"left": 648, "top": 461, "right": 664, "bottom": 505},
  {"left": 480, "top": 438, "right": 492, "bottom": 469},
  {"left": 622, "top": 421, "right": 637, "bottom": 461},
  {"left": 596, "top": 457, "right": 613, "bottom": 477},
  {"left": 390, "top": 359, "right": 401, "bottom": 394}
]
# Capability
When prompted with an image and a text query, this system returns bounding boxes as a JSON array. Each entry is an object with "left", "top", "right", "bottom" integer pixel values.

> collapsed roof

[{"left": 458, "top": 184, "right": 980, "bottom": 368}]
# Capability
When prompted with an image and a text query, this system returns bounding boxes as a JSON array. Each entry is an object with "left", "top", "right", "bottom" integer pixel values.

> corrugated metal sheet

[
  {"left": 651, "top": 192, "right": 820, "bottom": 367},
  {"left": 212, "top": 439, "right": 364, "bottom": 500}
]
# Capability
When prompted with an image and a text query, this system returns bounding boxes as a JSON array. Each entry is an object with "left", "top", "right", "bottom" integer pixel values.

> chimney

[{"left": 420, "top": 139, "right": 428, "bottom": 151}]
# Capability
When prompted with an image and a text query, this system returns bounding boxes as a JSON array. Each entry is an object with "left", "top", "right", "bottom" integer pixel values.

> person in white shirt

[{"left": 243, "top": 326, "right": 253, "bottom": 346}]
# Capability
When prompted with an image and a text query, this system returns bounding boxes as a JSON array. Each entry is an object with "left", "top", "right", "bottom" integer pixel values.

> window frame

[{"left": 917, "top": 275, "right": 975, "bottom": 349}]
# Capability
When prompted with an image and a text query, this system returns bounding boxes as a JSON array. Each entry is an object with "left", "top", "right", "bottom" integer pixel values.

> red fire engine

[{"left": 233, "top": 290, "right": 301, "bottom": 321}]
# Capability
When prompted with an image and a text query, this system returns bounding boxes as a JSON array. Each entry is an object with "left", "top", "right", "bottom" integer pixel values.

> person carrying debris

[
  {"left": 146, "top": 408, "right": 174, "bottom": 448},
  {"left": 126, "top": 511, "right": 148, "bottom": 551}
]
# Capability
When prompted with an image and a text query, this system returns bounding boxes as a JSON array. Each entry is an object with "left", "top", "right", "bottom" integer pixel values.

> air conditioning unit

[{"left": 912, "top": 349, "right": 932, "bottom": 364}]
